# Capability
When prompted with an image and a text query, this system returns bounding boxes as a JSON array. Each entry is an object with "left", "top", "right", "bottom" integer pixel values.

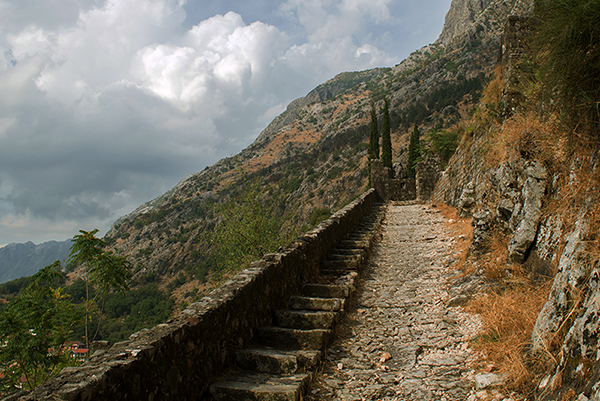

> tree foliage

[
  {"left": 426, "top": 127, "right": 459, "bottom": 169},
  {"left": 0, "top": 262, "right": 82, "bottom": 393},
  {"left": 211, "top": 186, "right": 289, "bottom": 274},
  {"left": 534, "top": 0, "right": 600, "bottom": 132},
  {"left": 368, "top": 104, "right": 379, "bottom": 160},
  {"left": 381, "top": 99, "right": 394, "bottom": 177},
  {"left": 407, "top": 120, "right": 422, "bottom": 179},
  {"left": 68, "top": 229, "right": 131, "bottom": 347}
]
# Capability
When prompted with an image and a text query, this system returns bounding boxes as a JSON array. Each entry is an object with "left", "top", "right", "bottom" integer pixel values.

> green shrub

[
  {"left": 534, "top": 0, "right": 600, "bottom": 132},
  {"left": 309, "top": 208, "right": 331, "bottom": 226}
]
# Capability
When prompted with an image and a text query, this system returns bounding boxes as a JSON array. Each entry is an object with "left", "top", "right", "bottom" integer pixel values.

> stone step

[
  {"left": 338, "top": 239, "right": 370, "bottom": 250},
  {"left": 301, "top": 283, "right": 350, "bottom": 298},
  {"left": 321, "top": 258, "right": 360, "bottom": 272},
  {"left": 327, "top": 252, "right": 362, "bottom": 261},
  {"left": 331, "top": 248, "right": 366, "bottom": 257},
  {"left": 274, "top": 310, "right": 339, "bottom": 330},
  {"left": 236, "top": 348, "right": 297, "bottom": 375},
  {"left": 288, "top": 296, "right": 345, "bottom": 311},
  {"left": 255, "top": 327, "right": 332, "bottom": 351},
  {"left": 210, "top": 372, "right": 311, "bottom": 401},
  {"left": 236, "top": 348, "right": 322, "bottom": 374}
]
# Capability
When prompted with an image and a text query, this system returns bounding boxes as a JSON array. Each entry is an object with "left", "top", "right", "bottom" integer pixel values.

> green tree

[
  {"left": 426, "top": 127, "right": 459, "bottom": 169},
  {"left": 68, "top": 229, "right": 131, "bottom": 348},
  {"left": 211, "top": 186, "right": 290, "bottom": 274},
  {"left": 381, "top": 98, "right": 394, "bottom": 177},
  {"left": 407, "top": 120, "right": 422, "bottom": 179},
  {"left": 90, "top": 251, "right": 131, "bottom": 341},
  {"left": 0, "top": 262, "right": 82, "bottom": 392},
  {"left": 534, "top": 0, "right": 600, "bottom": 132},
  {"left": 368, "top": 104, "right": 380, "bottom": 160}
]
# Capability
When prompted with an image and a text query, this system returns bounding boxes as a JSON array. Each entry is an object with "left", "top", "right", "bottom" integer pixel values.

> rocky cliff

[{"left": 433, "top": 8, "right": 600, "bottom": 399}]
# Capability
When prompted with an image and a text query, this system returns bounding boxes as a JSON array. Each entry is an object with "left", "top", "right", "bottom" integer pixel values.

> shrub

[
  {"left": 534, "top": 0, "right": 600, "bottom": 133},
  {"left": 309, "top": 208, "right": 331, "bottom": 226}
]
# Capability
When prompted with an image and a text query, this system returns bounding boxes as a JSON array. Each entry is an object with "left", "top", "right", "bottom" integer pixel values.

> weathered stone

[
  {"left": 532, "top": 208, "right": 589, "bottom": 350},
  {"left": 236, "top": 349, "right": 298, "bottom": 375},
  {"left": 474, "top": 373, "right": 505, "bottom": 389},
  {"left": 301, "top": 284, "right": 350, "bottom": 299},
  {"left": 471, "top": 210, "right": 493, "bottom": 254},
  {"left": 307, "top": 204, "right": 481, "bottom": 401},
  {"left": 288, "top": 296, "right": 345, "bottom": 312},
  {"left": 496, "top": 198, "right": 514, "bottom": 222},
  {"left": 210, "top": 372, "right": 311, "bottom": 401},
  {"left": 508, "top": 161, "right": 547, "bottom": 263},
  {"left": 255, "top": 327, "right": 332, "bottom": 351},
  {"left": 458, "top": 182, "right": 476, "bottom": 217},
  {"left": 274, "top": 310, "right": 339, "bottom": 330}
]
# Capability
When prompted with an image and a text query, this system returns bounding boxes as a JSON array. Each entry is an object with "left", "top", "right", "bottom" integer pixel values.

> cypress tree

[
  {"left": 381, "top": 99, "right": 393, "bottom": 177},
  {"left": 368, "top": 104, "right": 379, "bottom": 160},
  {"left": 407, "top": 120, "right": 421, "bottom": 179}
]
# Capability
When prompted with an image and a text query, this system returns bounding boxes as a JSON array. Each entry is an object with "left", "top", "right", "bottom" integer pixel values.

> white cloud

[
  {"left": 279, "top": 0, "right": 396, "bottom": 43},
  {"left": 0, "top": 0, "right": 447, "bottom": 245}
]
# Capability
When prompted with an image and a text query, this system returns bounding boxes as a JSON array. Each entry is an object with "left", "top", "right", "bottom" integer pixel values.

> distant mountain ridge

[{"left": 0, "top": 240, "right": 71, "bottom": 283}]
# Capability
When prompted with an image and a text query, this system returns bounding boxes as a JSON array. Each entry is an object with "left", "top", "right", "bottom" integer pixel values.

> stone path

[{"left": 306, "top": 203, "right": 482, "bottom": 401}]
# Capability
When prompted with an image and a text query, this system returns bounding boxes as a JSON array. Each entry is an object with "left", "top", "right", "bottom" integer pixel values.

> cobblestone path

[{"left": 306, "top": 203, "right": 482, "bottom": 401}]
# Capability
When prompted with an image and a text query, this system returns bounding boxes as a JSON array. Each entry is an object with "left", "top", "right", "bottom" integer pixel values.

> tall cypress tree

[
  {"left": 381, "top": 99, "right": 393, "bottom": 177},
  {"left": 407, "top": 120, "right": 421, "bottom": 179},
  {"left": 369, "top": 104, "right": 379, "bottom": 160}
]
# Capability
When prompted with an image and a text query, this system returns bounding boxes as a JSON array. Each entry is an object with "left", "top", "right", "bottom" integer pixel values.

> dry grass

[
  {"left": 437, "top": 203, "right": 473, "bottom": 273},
  {"left": 450, "top": 221, "right": 553, "bottom": 396},
  {"left": 468, "top": 278, "right": 552, "bottom": 395},
  {"left": 480, "top": 66, "right": 505, "bottom": 107},
  {"left": 485, "top": 112, "right": 567, "bottom": 169}
]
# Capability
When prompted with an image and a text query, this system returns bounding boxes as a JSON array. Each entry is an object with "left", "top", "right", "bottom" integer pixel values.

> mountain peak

[{"left": 438, "top": 0, "right": 533, "bottom": 47}]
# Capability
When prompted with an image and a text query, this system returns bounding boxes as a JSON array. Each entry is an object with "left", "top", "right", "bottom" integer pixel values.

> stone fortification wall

[
  {"left": 415, "top": 156, "right": 440, "bottom": 202},
  {"left": 371, "top": 159, "right": 438, "bottom": 202},
  {"left": 371, "top": 160, "right": 416, "bottom": 201},
  {"left": 7, "top": 190, "right": 379, "bottom": 401},
  {"left": 499, "top": 15, "right": 535, "bottom": 115}
]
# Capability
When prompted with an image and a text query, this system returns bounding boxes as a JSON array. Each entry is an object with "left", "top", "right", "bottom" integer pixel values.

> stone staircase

[{"left": 209, "top": 203, "right": 387, "bottom": 401}]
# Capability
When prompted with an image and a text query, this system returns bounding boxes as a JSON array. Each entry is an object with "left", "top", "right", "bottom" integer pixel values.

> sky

[{"left": 0, "top": 0, "right": 452, "bottom": 246}]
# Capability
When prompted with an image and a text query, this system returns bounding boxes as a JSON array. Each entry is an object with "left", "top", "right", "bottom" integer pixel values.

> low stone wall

[{"left": 7, "top": 190, "right": 380, "bottom": 401}]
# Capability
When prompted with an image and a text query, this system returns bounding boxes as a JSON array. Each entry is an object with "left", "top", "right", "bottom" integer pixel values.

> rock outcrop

[
  {"left": 439, "top": 0, "right": 533, "bottom": 48},
  {"left": 433, "top": 11, "right": 600, "bottom": 400}
]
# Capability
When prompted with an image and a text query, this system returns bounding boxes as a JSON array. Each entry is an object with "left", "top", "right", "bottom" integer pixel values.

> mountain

[
  {"left": 0, "top": 240, "right": 71, "bottom": 283},
  {"left": 104, "top": 0, "right": 533, "bottom": 304}
]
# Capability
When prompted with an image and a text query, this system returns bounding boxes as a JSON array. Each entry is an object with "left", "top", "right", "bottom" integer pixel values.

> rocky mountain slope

[
  {"left": 433, "top": 4, "right": 600, "bottom": 399},
  {"left": 104, "top": 0, "right": 532, "bottom": 305},
  {"left": 0, "top": 240, "right": 70, "bottom": 284}
]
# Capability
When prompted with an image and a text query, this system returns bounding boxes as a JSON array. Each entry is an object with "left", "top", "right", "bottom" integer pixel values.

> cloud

[
  {"left": 279, "top": 0, "right": 395, "bottom": 42},
  {"left": 0, "top": 0, "right": 446, "bottom": 245}
]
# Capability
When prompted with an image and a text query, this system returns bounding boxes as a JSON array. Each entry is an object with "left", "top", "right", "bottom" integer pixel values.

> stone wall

[
  {"left": 371, "top": 159, "right": 438, "bottom": 202},
  {"left": 415, "top": 155, "right": 440, "bottom": 202},
  {"left": 499, "top": 15, "right": 535, "bottom": 116},
  {"left": 7, "top": 190, "right": 380, "bottom": 401}
]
